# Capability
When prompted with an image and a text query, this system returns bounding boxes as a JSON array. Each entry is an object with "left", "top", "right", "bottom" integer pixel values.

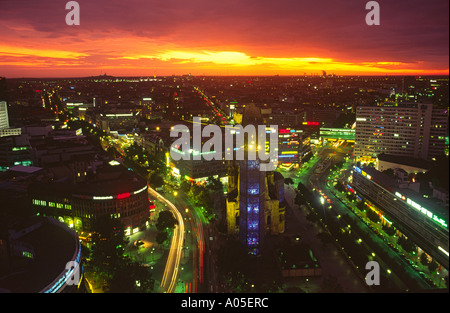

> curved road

[{"left": 148, "top": 186, "right": 185, "bottom": 293}]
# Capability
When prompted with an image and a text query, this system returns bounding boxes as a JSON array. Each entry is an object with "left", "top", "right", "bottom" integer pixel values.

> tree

[
  {"left": 347, "top": 192, "right": 356, "bottom": 202},
  {"left": 382, "top": 168, "right": 395, "bottom": 178},
  {"left": 86, "top": 216, "right": 135, "bottom": 289},
  {"left": 198, "top": 189, "right": 214, "bottom": 213},
  {"left": 207, "top": 176, "right": 223, "bottom": 190},
  {"left": 156, "top": 210, "right": 177, "bottom": 232},
  {"left": 356, "top": 201, "right": 366, "bottom": 212},
  {"left": 156, "top": 231, "right": 168, "bottom": 245},
  {"left": 366, "top": 209, "right": 380, "bottom": 223},
  {"left": 398, "top": 236, "right": 415, "bottom": 254},
  {"left": 420, "top": 253, "right": 431, "bottom": 267},
  {"left": 189, "top": 184, "right": 214, "bottom": 215},
  {"left": 335, "top": 182, "right": 346, "bottom": 193},
  {"left": 149, "top": 173, "right": 164, "bottom": 188},
  {"left": 131, "top": 263, "right": 154, "bottom": 292},
  {"left": 294, "top": 193, "right": 305, "bottom": 206},
  {"left": 284, "top": 177, "right": 294, "bottom": 185},
  {"left": 382, "top": 223, "right": 396, "bottom": 236},
  {"left": 427, "top": 260, "right": 439, "bottom": 273},
  {"left": 85, "top": 216, "right": 155, "bottom": 293},
  {"left": 297, "top": 182, "right": 308, "bottom": 194},
  {"left": 109, "top": 262, "right": 154, "bottom": 293},
  {"left": 181, "top": 179, "right": 192, "bottom": 192}
]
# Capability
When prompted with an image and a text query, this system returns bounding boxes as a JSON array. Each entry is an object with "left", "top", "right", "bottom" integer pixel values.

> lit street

[{"left": 148, "top": 186, "right": 185, "bottom": 293}]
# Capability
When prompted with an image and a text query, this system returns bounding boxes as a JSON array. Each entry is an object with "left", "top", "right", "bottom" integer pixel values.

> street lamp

[{"left": 320, "top": 196, "right": 327, "bottom": 223}]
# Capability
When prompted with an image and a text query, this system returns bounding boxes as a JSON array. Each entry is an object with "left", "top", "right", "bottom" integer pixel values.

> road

[
  {"left": 193, "top": 86, "right": 229, "bottom": 125},
  {"left": 172, "top": 191, "right": 210, "bottom": 293},
  {"left": 288, "top": 143, "right": 433, "bottom": 291},
  {"left": 283, "top": 184, "right": 370, "bottom": 292},
  {"left": 148, "top": 186, "right": 185, "bottom": 293}
]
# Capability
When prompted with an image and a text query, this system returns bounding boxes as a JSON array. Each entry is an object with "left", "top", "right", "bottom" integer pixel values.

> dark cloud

[{"left": 0, "top": 0, "right": 448, "bottom": 76}]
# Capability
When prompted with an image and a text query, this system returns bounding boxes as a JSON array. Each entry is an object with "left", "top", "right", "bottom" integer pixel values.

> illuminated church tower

[{"left": 226, "top": 104, "right": 285, "bottom": 255}]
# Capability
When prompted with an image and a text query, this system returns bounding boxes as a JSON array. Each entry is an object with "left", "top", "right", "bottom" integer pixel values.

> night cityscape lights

[{"left": 0, "top": 1, "right": 448, "bottom": 306}]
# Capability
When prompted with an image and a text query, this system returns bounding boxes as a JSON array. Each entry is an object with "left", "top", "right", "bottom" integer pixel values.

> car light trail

[{"left": 148, "top": 186, "right": 185, "bottom": 293}]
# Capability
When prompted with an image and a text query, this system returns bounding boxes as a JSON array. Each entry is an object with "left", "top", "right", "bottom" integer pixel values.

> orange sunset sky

[{"left": 0, "top": 0, "right": 448, "bottom": 78}]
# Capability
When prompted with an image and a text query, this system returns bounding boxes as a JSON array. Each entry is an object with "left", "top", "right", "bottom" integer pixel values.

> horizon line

[{"left": 3, "top": 73, "right": 449, "bottom": 80}]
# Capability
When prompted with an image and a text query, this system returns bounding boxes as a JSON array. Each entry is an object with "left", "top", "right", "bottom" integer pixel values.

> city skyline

[
  {"left": 0, "top": 0, "right": 448, "bottom": 297},
  {"left": 0, "top": 0, "right": 449, "bottom": 78}
]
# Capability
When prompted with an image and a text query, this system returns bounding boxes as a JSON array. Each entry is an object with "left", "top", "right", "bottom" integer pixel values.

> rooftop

[
  {"left": 8, "top": 165, "right": 43, "bottom": 175},
  {"left": 30, "top": 164, "right": 147, "bottom": 198},
  {"left": 0, "top": 215, "right": 78, "bottom": 293},
  {"left": 377, "top": 153, "right": 432, "bottom": 170},
  {"left": 358, "top": 166, "right": 449, "bottom": 223}
]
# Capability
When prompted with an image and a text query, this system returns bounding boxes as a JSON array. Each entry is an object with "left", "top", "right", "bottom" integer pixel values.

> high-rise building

[
  {"left": 355, "top": 102, "right": 448, "bottom": 162},
  {"left": 0, "top": 101, "right": 9, "bottom": 130},
  {"left": 278, "top": 128, "right": 303, "bottom": 165}
]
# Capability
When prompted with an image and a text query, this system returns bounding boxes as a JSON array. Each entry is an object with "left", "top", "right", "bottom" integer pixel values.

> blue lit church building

[
  {"left": 226, "top": 105, "right": 285, "bottom": 255},
  {"left": 226, "top": 159, "right": 285, "bottom": 255}
]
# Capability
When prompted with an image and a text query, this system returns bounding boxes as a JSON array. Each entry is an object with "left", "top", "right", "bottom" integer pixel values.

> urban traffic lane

[{"left": 148, "top": 186, "right": 185, "bottom": 293}]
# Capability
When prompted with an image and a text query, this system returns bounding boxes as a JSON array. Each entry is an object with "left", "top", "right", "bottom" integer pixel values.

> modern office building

[
  {"left": 355, "top": 102, "right": 448, "bottom": 162},
  {"left": 351, "top": 166, "right": 449, "bottom": 268},
  {"left": 0, "top": 101, "right": 9, "bottom": 130},
  {"left": 168, "top": 128, "right": 230, "bottom": 182},
  {"left": 278, "top": 128, "right": 303, "bottom": 165},
  {"left": 0, "top": 133, "right": 33, "bottom": 170},
  {"left": 29, "top": 162, "right": 150, "bottom": 234},
  {"left": 0, "top": 128, "right": 22, "bottom": 138},
  {"left": 172, "top": 157, "right": 229, "bottom": 182},
  {"left": 84, "top": 107, "right": 141, "bottom": 135},
  {"left": 320, "top": 127, "right": 355, "bottom": 142}
]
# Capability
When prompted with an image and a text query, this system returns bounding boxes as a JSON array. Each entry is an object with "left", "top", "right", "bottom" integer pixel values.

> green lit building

[
  {"left": 320, "top": 127, "right": 355, "bottom": 142},
  {"left": 352, "top": 166, "right": 449, "bottom": 269},
  {"left": 0, "top": 134, "right": 33, "bottom": 171}
]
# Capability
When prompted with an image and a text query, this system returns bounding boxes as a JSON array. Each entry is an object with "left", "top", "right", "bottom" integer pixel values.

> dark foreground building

[{"left": 0, "top": 215, "right": 81, "bottom": 293}]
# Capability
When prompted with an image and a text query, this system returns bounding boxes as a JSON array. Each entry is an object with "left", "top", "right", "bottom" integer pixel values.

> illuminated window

[
  {"left": 22, "top": 251, "right": 34, "bottom": 259},
  {"left": 248, "top": 184, "right": 259, "bottom": 195}
]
